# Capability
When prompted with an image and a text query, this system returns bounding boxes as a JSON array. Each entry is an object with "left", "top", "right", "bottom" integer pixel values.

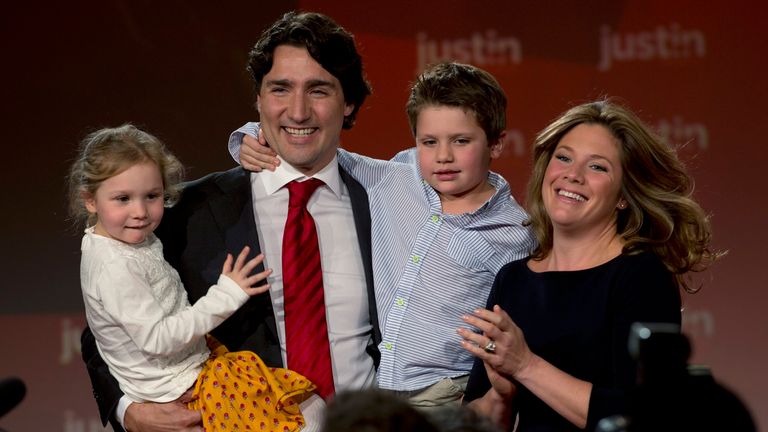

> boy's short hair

[{"left": 406, "top": 62, "right": 507, "bottom": 144}]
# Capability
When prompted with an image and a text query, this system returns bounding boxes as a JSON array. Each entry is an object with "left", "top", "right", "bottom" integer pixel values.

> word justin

[{"left": 598, "top": 23, "right": 706, "bottom": 71}]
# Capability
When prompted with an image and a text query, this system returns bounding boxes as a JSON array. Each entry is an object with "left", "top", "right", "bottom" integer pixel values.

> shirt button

[
  {"left": 411, "top": 255, "right": 421, "bottom": 264},
  {"left": 430, "top": 214, "right": 440, "bottom": 223},
  {"left": 384, "top": 342, "right": 393, "bottom": 350},
  {"left": 395, "top": 298, "right": 406, "bottom": 307}
]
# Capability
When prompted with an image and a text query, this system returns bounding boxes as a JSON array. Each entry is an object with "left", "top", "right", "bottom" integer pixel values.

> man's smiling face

[{"left": 256, "top": 44, "right": 354, "bottom": 176}]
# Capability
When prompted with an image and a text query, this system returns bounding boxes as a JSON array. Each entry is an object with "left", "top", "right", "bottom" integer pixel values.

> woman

[{"left": 458, "top": 100, "right": 721, "bottom": 431}]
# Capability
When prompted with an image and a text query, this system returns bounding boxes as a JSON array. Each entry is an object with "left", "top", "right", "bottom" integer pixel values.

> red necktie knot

[{"left": 287, "top": 178, "right": 324, "bottom": 209}]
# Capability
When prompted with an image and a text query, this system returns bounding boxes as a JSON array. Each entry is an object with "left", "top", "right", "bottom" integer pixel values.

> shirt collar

[
  {"left": 256, "top": 152, "right": 343, "bottom": 199},
  {"left": 486, "top": 170, "right": 512, "bottom": 207},
  {"left": 424, "top": 170, "right": 512, "bottom": 221}
]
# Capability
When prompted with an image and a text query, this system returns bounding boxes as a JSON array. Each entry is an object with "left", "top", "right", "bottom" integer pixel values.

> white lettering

[
  {"left": 63, "top": 410, "right": 104, "bottom": 432},
  {"left": 598, "top": 23, "right": 706, "bottom": 71},
  {"left": 59, "top": 318, "right": 83, "bottom": 365},
  {"left": 656, "top": 117, "right": 709, "bottom": 151},
  {"left": 417, "top": 30, "right": 522, "bottom": 71},
  {"left": 502, "top": 129, "right": 526, "bottom": 157},
  {"left": 682, "top": 308, "right": 715, "bottom": 338}
]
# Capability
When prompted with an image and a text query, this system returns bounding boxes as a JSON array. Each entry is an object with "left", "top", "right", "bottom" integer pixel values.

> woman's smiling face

[{"left": 542, "top": 123, "right": 624, "bottom": 234}]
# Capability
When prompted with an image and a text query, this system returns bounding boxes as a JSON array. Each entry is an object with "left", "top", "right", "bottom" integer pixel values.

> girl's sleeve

[{"left": 93, "top": 257, "right": 249, "bottom": 357}]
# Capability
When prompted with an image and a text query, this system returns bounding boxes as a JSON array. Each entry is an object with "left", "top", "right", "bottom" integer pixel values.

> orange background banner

[{"left": 1, "top": 1, "right": 765, "bottom": 430}]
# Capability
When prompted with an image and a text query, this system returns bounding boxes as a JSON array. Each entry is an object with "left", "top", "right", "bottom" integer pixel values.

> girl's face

[
  {"left": 85, "top": 161, "right": 165, "bottom": 244},
  {"left": 542, "top": 123, "right": 624, "bottom": 235}
]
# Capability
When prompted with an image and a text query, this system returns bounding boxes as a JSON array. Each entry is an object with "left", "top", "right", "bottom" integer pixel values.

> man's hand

[
  {"left": 124, "top": 400, "right": 202, "bottom": 432},
  {"left": 241, "top": 133, "right": 279, "bottom": 172}
]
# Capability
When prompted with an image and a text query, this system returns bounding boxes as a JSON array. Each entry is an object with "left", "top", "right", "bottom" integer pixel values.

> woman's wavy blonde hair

[{"left": 525, "top": 100, "right": 723, "bottom": 293}]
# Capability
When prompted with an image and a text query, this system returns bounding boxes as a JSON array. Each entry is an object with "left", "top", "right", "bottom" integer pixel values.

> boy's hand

[
  {"left": 241, "top": 132, "right": 280, "bottom": 172},
  {"left": 221, "top": 246, "right": 272, "bottom": 296}
]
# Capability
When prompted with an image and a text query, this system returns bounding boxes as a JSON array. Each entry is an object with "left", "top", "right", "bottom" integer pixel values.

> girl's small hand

[
  {"left": 222, "top": 246, "right": 272, "bottom": 296},
  {"left": 241, "top": 132, "right": 279, "bottom": 172},
  {"left": 458, "top": 305, "right": 534, "bottom": 379}
]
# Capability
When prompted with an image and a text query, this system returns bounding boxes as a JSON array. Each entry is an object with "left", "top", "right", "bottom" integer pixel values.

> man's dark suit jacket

[{"left": 81, "top": 166, "right": 381, "bottom": 430}]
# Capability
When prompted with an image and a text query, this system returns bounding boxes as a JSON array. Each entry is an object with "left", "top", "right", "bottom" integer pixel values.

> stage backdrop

[{"left": 1, "top": 0, "right": 765, "bottom": 430}]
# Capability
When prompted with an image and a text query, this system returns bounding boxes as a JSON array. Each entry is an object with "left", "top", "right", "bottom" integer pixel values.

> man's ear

[
  {"left": 344, "top": 103, "right": 354, "bottom": 117},
  {"left": 490, "top": 131, "right": 507, "bottom": 159}
]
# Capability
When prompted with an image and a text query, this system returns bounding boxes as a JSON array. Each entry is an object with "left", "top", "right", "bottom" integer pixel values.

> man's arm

[
  {"left": 123, "top": 400, "right": 203, "bottom": 432},
  {"left": 80, "top": 327, "right": 126, "bottom": 431}
]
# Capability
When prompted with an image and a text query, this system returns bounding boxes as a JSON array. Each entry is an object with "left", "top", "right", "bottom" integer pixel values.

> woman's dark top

[{"left": 464, "top": 252, "right": 681, "bottom": 431}]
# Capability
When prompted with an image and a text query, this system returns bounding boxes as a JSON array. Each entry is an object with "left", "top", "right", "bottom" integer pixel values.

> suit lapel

[
  {"left": 207, "top": 168, "right": 280, "bottom": 358},
  {"left": 208, "top": 168, "right": 260, "bottom": 257},
  {"left": 339, "top": 166, "right": 382, "bottom": 361}
]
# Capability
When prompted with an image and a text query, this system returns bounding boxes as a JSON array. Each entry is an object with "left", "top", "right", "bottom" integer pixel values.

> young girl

[{"left": 68, "top": 124, "right": 316, "bottom": 431}]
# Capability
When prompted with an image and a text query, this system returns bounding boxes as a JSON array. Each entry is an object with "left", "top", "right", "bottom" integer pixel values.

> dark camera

[
  {"left": 629, "top": 322, "right": 690, "bottom": 388},
  {"left": 596, "top": 323, "right": 755, "bottom": 432}
]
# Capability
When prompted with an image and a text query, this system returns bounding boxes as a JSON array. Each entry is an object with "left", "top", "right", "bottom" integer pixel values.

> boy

[{"left": 230, "top": 62, "right": 536, "bottom": 410}]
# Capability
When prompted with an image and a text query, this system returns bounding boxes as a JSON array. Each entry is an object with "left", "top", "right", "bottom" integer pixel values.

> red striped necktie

[{"left": 282, "top": 178, "right": 335, "bottom": 398}]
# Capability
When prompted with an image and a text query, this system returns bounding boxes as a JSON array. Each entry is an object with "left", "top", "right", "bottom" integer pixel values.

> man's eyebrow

[
  {"left": 263, "top": 78, "right": 338, "bottom": 89},
  {"left": 264, "top": 78, "right": 292, "bottom": 87},
  {"left": 306, "top": 79, "right": 337, "bottom": 88}
]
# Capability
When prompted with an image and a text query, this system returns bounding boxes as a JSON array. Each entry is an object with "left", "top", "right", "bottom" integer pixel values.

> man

[{"left": 81, "top": 11, "right": 380, "bottom": 431}]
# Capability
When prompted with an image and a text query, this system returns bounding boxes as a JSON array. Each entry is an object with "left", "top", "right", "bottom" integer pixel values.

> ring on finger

[{"left": 483, "top": 340, "right": 496, "bottom": 353}]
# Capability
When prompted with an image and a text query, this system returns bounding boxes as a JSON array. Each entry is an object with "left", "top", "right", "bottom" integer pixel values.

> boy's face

[{"left": 416, "top": 106, "right": 503, "bottom": 210}]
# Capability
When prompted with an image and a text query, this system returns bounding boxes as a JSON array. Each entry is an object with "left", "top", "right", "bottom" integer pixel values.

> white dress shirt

[
  {"left": 250, "top": 154, "right": 375, "bottom": 391},
  {"left": 249, "top": 155, "right": 375, "bottom": 431}
]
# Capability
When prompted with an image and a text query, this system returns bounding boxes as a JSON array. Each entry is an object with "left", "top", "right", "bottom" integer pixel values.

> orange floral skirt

[{"left": 188, "top": 337, "right": 316, "bottom": 431}]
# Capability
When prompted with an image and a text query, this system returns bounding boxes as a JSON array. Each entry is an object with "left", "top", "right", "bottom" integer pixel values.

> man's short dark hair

[{"left": 247, "top": 11, "right": 372, "bottom": 129}]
